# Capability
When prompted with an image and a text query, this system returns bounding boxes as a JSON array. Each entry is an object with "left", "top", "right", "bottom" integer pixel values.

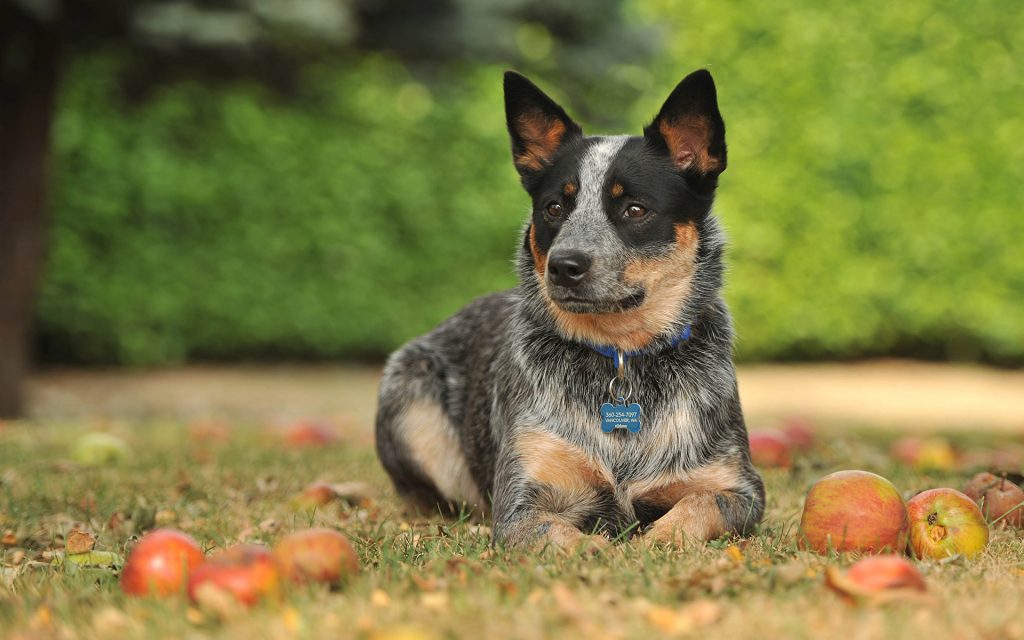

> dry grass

[{"left": 1, "top": 419, "right": 1023, "bottom": 640}]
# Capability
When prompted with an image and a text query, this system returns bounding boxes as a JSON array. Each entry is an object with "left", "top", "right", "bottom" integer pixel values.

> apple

[
  {"left": 782, "top": 417, "right": 816, "bottom": 451},
  {"left": 273, "top": 528, "right": 360, "bottom": 586},
  {"left": 906, "top": 488, "right": 989, "bottom": 559},
  {"left": 798, "top": 470, "right": 909, "bottom": 554},
  {"left": 890, "top": 437, "right": 956, "bottom": 471},
  {"left": 281, "top": 420, "right": 338, "bottom": 447},
  {"left": 962, "top": 472, "right": 1024, "bottom": 527},
  {"left": 72, "top": 433, "right": 130, "bottom": 465},
  {"left": 748, "top": 430, "right": 793, "bottom": 468},
  {"left": 121, "top": 529, "right": 205, "bottom": 597},
  {"left": 292, "top": 481, "right": 339, "bottom": 510},
  {"left": 187, "top": 544, "right": 281, "bottom": 606}
]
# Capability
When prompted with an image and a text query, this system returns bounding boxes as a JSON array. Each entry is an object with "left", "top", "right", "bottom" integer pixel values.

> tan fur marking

[
  {"left": 563, "top": 182, "right": 577, "bottom": 196},
  {"left": 542, "top": 222, "right": 699, "bottom": 351},
  {"left": 516, "top": 430, "right": 614, "bottom": 493},
  {"left": 529, "top": 224, "right": 546, "bottom": 275},
  {"left": 610, "top": 182, "right": 624, "bottom": 198},
  {"left": 658, "top": 116, "right": 722, "bottom": 173},
  {"left": 514, "top": 114, "right": 567, "bottom": 170},
  {"left": 400, "top": 401, "right": 484, "bottom": 507},
  {"left": 646, "top": 492, "right": 727, "bottom": 544},
  {"left": 628, "top": 461, "right": 744, "bottom": 507}
]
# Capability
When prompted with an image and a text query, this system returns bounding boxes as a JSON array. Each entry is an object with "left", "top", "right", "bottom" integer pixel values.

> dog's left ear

[{"left": 644, "top": 69, "right": 726, "bottom": 176}]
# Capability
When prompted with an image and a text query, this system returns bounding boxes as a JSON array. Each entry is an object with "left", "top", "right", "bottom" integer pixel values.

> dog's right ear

[{"left": 504, "top": 71, "right": 582, "bottom": 175}]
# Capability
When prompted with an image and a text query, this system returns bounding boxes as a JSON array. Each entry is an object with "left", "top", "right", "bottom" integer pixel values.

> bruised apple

[
  {"left": 273, "top": 528, "right": 360, "bottom": 586},
  {"left": 963, "top": 472, "right": 1024, "bottom": 527},
  {"left": 907, "top": 488, "right": 989, "bottom": 559},
  {"left": 187, "top": 545, "right": 281, "bottom": 606},
  {"left": 798, "top": 470, "right": 909, "bottom": 554},
  {"left": 748, "top": 430, "right": 793, "bottom": 468},
  {"left": 121, "top": 529, "right": 205, "bottom": 597}
]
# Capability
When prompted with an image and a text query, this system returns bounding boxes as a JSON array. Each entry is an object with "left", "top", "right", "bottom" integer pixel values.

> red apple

[
  {"left": 120, "top": 529, "right": 205, "bottom": 597},
  {"left": 798, "top": 470, "right": 909, "bottom": 554},
  {"left": 748, "top": 430, "right": 793, "bottom": 468},
  {"left": 906, "top": 488, "right": 989, "bottom": 560},
  {"left": 187, "top": 544, "right": 281, "bottom": 606},
  {"left": 782, "top": 417, "right": 816, "bottom": 452},
  {"left": 281, "top": 420, "right": 338, "bottom": 447},
  {"left": 273, "top": 528, "right": 360, "bottom": 586},
  {"left": 962, "top": 472, "right": 1024, "bottom": 527}
]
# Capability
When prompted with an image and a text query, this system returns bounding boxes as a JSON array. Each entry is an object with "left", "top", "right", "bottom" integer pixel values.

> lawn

[{"left": 1, "top": 418, "right": 1023, "bottom": 640}]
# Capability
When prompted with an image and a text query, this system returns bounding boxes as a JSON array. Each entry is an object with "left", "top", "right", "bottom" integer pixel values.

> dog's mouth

[{"left": 550, "top": 290, "right": 646, "bottom": 314}]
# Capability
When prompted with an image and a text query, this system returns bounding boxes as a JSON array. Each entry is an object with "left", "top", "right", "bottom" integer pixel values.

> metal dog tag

[{"left": 600, "top": 398, "right": 642, "bottom": 433}]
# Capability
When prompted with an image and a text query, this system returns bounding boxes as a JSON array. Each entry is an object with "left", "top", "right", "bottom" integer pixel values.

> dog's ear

[
  {"left": 504, "top": 71, "right": 582, "bottom": 175},
  {"left": 644, "top": 69, "right": 726, "bottom": 176}
]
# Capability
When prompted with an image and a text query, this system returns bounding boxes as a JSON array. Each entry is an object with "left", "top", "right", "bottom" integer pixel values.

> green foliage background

[{"left": 38, "top": 0, "right": 1024, "bottom": 364}]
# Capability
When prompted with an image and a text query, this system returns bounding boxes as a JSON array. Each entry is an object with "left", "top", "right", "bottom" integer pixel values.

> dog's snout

[{"left": 547, "top": 250, "right": 592, "bottom": 288}]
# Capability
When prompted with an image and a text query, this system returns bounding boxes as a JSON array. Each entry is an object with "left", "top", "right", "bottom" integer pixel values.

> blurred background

[{"left": 1, "top": 0, "right": 1022, "bottom": 422}]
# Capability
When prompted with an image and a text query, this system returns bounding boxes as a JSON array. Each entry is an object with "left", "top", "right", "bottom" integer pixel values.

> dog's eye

[
  {"left": 545, "top": 201, "right": 564, "bottom": 218},
  {"left": 624, "top": 204, "right": 648, "bottom": 219}
]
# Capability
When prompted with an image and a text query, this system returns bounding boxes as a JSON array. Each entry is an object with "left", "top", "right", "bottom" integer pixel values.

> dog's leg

[
  {"left": 376, "top": 343, "right": 485, "bottom": 516},
  {"left": 491, "top": 430, "right": 618, "bottom": 551},
  {"left": 637, "top": 459, "right": 764, "bottom": 546}
]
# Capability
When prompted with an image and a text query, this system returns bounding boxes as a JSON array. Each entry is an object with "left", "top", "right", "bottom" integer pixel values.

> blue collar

[{"left": 585, "top": 325, "right": 692, "bottom": 370}]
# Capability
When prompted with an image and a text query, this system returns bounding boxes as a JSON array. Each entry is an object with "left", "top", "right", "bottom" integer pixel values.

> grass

[{"left": 2, "top": 419, "right": 1023, "bottom": 640}]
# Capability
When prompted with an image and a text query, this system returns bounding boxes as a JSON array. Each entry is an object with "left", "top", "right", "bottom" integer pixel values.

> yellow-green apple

[
  {"left": 798, "top": 470, "right": 909, "bottom": 554},
  {"left": 906, "top": 488, "right": 989, "bottom": 559},
  {"left": 890, "top": 437, "right": 956, "bottom": 471},
  {"left": 273, "top": 528, "right": 360, "bottom": 586},
  {"left": 187, "top": 544, "right": 281, "bottom": 606},
  {"left": 121, "top": 529, "right": 205, "bottom": 597},
  {"left": 962, "top": 472, "right": 1024, "bottom": 527},
  {"left": 748, "top": 430, "right": 793, "bottom": 468},
  {"left": 72, "top": 433, "right": 130, "bottom": 465}
]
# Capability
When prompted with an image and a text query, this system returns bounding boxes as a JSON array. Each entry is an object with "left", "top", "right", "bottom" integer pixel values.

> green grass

[{"left": 2, "top": 421, "right": 1023, "bottom": 639}]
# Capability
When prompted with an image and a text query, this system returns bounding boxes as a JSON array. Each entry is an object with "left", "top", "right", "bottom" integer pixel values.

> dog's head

[{"left": 505, "top": 70, "right": 728, "bottom": 351}]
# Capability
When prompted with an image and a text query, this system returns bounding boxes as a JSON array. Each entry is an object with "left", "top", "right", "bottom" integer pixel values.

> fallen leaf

[
  {"left": 1, "top": 530, "right": 16, "bottom": 546},
  {"left": 646, "top": 600, "right": 723, "bottom": 635},
  {"left": 371, "top": 588, "right": 391, "bottom": 607},
  {"left": 65, "top": 529, "right": 97, "bottom": 555},
  {"left": 825, "top": 557, "right": 929, "bottom": 606},
  {"left": 420, "top": 592, "right": 449, "bottom": 611},
  {"left": 92, "top": 607, "right": 131, "bottom": 635},
  {"left": 193, "top": 581, "right": 245, "bottom": 621},
  {"left": 724, "top": 544, "right": 745, "bottom": 564}
]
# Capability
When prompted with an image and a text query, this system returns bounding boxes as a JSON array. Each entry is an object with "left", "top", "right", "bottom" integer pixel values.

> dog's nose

[{"left": 547, "top": 250, "right": 592, "bottom": 288}]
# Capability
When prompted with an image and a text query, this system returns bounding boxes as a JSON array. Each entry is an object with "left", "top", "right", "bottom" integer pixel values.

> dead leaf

[
  {"left": 92, "top": 607, "right": 132, "bottom": 635},
  {"left": 1, "top": 530, "right": 16, "bottom": 547},
  {"left": 65, "top": 529, "right": 96, "bottom": 555},
  {"left": 646, "top": 600, "right": 723, "bottom": 635},
  {"left": 420, "top": 592, "right": 448, "bottom": 611},
  {"left": 193, "top": 581, "right": 245, "bottom": 621},
  {"left": 724, "top": 544, "right": 745, "bottom": 564},
  {"left": 824, "top": 563, "right": 930, "bottom": 606},
  {"left": 371, "top": 589, "right": 391, "bottom": 607}
]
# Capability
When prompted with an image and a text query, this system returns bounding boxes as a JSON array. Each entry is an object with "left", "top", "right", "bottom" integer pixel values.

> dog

[{"left": 375, "top": 69, "right": 765, "bottom": 549}]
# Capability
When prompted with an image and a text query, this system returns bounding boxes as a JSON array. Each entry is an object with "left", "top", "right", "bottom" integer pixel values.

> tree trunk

[{"left": 0, "top": 27, "right": 59, "bottom": 418}]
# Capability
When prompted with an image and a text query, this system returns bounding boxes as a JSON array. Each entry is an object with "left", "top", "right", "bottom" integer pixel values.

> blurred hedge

[{"left": 38, "top": 0, "right": 1024, "bottom": 364}]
